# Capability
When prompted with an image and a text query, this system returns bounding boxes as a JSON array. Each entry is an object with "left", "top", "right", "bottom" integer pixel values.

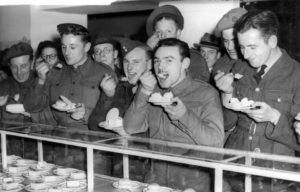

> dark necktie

[{"left": 253, "top": 65, "right": 267, "bottom": 84}]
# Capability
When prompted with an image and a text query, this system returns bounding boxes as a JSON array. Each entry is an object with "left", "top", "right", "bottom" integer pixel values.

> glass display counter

[{"left": 1, "top": 120, "right": 300, "bottom": 192}]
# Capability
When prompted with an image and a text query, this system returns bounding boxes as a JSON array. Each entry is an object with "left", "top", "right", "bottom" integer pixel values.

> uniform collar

[
  {"left": 170, "top": 73, "right": 193, "bottom": 96},
  {"left": 14, "top": 71, "right": 35, "bottom": 88},
  {"left": 69, "top": 56, "right": 93, "bottom": 78}
]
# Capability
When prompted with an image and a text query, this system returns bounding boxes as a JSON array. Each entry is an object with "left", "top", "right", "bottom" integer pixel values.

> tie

[{"left": 253, "top": 65, "right": 267, "bottom": 84}]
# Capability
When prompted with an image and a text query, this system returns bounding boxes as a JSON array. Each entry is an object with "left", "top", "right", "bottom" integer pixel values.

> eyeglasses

[
  {"left": 41, "top": 54, "right": 57, "bottom": 60},
  {"left": 94, "top": 47, "right": 112, "bottom": 56}
]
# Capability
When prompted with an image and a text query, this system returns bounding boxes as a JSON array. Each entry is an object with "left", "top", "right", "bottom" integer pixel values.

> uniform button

[
  {"left": 254, "top": 148, "right": 261, "bottom": 153},
  {"left": 71, "top": 93, "right": 74, "bottom": 96},
  {"left": 91, "top": 86, "right": 95, "bottom": 89},
  {"left": 277, "top": 98, "right": 281, "bottom": 103},
  {"left": 72, "top": 81, "right": 75, "bottom": 85},
  {"left": 255, "top": 88, "right": 260, "bottom": 92},
  {"left": 248, "top": 136, "right": 252, "bottom": 140},
  {"left": 56, "top": 83, "right": 59, "bottom": 86}
]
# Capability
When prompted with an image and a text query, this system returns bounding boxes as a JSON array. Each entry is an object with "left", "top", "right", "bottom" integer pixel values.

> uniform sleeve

[
  {"left": 23, "top": 78, "right": 51, "bottom": 113},
  {"left": 123, "top": 86, "right": 150, "bottom": 134},
  {"left": 176, "top": 88, "right": 224, "bottom": 147}
]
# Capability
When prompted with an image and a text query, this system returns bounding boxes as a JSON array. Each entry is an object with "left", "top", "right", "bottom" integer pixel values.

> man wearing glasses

[{"left": 92, "top": 34, "right": 122, "bottom": 78}]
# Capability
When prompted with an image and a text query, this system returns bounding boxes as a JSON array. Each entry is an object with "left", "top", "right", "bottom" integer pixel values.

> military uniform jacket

[
  {"left": 124, "top": 74, "right": 224, "bottom": 147},
  {"left": 24, "top": 56, "right": 115, "bottom": 130},
  {"left": 226, "top": 49, "right": 300, "bottom": 169},
  {"left": 0, "top": 73, "right": 35, "bottom": 122}
]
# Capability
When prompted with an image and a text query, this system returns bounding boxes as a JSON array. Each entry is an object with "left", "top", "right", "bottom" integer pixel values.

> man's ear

[
  {"left": 176, "top": 29, "right": 182, "bottom": 39},
  {"left": 268, "top": 35, "right": 277, "bottom": 49},
  {"left": 84, "top": 42, "right": 91, "bottom": 52},
  {"left": 182, "top": 57, "right": 190, "bottom": 70},
  {"left": 114, "top": 50, "right": 118, "bottom": 59},
  {"left": 147, "top": 59, "right": 152, "bottom": 70}
]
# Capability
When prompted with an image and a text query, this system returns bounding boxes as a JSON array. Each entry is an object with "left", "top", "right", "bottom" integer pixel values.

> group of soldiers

[{"left": 1, "top": 4, "right": 300, "bottom": 192}]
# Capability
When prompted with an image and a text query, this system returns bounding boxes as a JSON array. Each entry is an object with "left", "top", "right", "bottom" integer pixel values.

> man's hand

[
  {"left": 146, "top": 32, "right": 161, "bottom": 50},
  {"left": 293, "top": 121, "right": 300, "bottom": 135},
  {"left": 163, "top": 97, "right": 187, "bottom": 121},
  {"left": 68, "top": 103, "right": 86, "bottom": 120},
  {"left": 140, "top": 71, "right": 157, "bottom": 95},
  {"left": 214, "top": 71, "right": 234, "bottom": 94},
  {"left": 100, "top": 73, "right": 117, "bottom": 97},
  {"left": 99, "top": 121, "right": 129, "bottom": 136},
  {"left": 241, "top": 102, "right": 280, "bottom": 124},
  {"left": 35, "top": 58, "right": 50, "bottom": 85},
  {"left": 0, "top": 95, "right": 9, "bottom": 106}
]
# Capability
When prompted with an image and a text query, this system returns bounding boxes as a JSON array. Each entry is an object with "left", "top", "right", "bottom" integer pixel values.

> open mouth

[
  {"left": 127, "top": 72, "right": 137, "bottom": 79},
  {"left": 157, "top": 70, "right": 169, "bottom": 79}
]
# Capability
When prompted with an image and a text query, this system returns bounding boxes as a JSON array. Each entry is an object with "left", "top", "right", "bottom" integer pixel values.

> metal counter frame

[{"left": 1, "top": 126, "right": 300, "bottom": 192}]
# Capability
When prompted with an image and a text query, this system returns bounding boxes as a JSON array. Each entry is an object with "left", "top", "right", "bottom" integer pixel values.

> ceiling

[{"left": 39, "top": 1, "right": 160, "bottom": 15}]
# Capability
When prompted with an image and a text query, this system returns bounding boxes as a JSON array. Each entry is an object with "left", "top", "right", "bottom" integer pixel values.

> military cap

[
  {"left": 118, "top": 38, "right": 147, "bottom": 57},
  {"left": 194, "top": 33, "right": 220, "bottom": 50},
  {"left": 3, "top": 42, "right": 33, "bottom": 66},
  {"left": 215, "top": 8, "right": 247, "bottom": 37},
  {"left": 93, "top": 33, "right": 119, "bottom": 49},
  {"left": 146, "top": 5, "right": 184, "bottom": 37},
  {"left": 57, "top": 23, "right": 89, "bottom": 36}
]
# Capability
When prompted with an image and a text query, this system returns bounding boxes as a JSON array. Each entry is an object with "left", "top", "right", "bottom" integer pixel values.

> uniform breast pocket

[
  {"left": 265, "top": 91, "right": 293, "bottom": 113},
  {"left": 80, "top": 80, "right": 100, "bottom": 108},
  {"left": 51, "top": 79, "right": 70, "bottom": 101}
]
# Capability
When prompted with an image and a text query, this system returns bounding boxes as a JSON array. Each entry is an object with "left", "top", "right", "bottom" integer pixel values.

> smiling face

[
  {"left": 61, "top": 34, "right": 90, "bottom": 68},
  {"left": 9, "top": 55, "right": 32, "bottom": 83},
  {"left": 222, "top": 28, "right": 239, "bottom": 60},
  {"left": 154, "top": 46, "right": 189, "bottom": 88},
  {"left": 200, "top": 47, "right": 220, "bottom": 69},
  {"left": 93, "top": 43, "right": 117, "bottom": 69},
  {"left": 123, "top": 47, "right": 151, "bottom": 85},
  {"left": 41, "top": 47, "right": 58, "bottom": 68},
  {"left": 238, "top": 28, "right": 274, "bottom": 68},
  {"left": 154, "top": 18, "right": 181, "bottom": 40}
]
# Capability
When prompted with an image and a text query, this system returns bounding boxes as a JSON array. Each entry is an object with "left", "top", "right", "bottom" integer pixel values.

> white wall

[
  {"left": 0, "top": 5, "right": 31, "bottom": 50},
  {"left": 160, "top": 1, "right": 240, "bottom": 48},
  {"left": 30, "top": 5, "right": 87, "bottom": 52}
]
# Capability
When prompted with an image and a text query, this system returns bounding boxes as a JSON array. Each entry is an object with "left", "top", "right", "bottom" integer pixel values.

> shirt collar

[
  {"left": 170, "top": 74, "right": 193, "bottom": 96},
  {"left": 69, "top": 56, "right": 93, "bottom": 77}
]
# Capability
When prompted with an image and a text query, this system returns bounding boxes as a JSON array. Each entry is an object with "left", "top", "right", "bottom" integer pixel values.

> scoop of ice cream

[
  {"left": 118, "top": 178, "right": 132, "bottom": 187},
  {"left": 184, "top": 188, "right": 196, "bottom": 192},
  {"left": 6, "top": 104, "right": 25, "bottom": 112},
  {"left": 149, "top": 93, "right": 163, "bottom": 102},
  {"left": 234, "top": 73, "right": 243, "bottom": 79},
  {"left": 241, "top": 98, "right": 254, "bottom": 107},
  {"left": 295, "top": 113, "right": 300, "bottom": 121},
  {"left": 230, "top": 100, "right": 242, "bottom": 111},
  {"left": 55, "top": 100, "right": 67, "bottom": 107}
]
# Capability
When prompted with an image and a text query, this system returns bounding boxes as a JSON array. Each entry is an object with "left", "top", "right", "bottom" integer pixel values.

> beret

[
  {"left": 57, "top": 23, "right": 89, "bottom": 36},
  {"left": 194, "top": 33, "right": 220, "bottom": 50},
  {"left": 118, "top": 38, "right": 147, "bottom": 58},
  {"left": 215, "top": 8, "right": 248, "bottom": 37},
  {"left": 93, "top": 33, "right": 119, "bottom": 49},
  {"left": 3, "top": 42, "right": 33, "bottom": 66},
  {"left": 146, "top": 5, "right": 184, "bottom": 37}
]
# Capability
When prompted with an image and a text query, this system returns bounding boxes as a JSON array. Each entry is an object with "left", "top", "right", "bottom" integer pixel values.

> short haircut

[
  {"left": 36, "top": 41, "right": 63, "bottom": 61},
  {"left": 154, "top": 38, "right": 190, "bottom": 60},
  {"left": 59, "top": 24, "right": 91, "bottom": 43},
  {"left": 235, "top": 10, "right": 279, "bottom": 43},
  {"left": 137, "top": 45, "right": 153, "bottom": 60},
  {"left": 155, "top": 16, "right": 179, "bottom": 30}
]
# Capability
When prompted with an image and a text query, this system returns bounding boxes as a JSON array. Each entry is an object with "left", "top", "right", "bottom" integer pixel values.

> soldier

[{"left": 146, "top": 5, "right": 210, "bottom": 82}]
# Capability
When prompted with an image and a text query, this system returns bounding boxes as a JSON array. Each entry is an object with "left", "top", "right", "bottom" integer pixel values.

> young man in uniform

[
  {"left": 24, "top": 23, "right": 116, "bottom": 168},
  {"left": 194, "top": 33, "right": 221, "bottom": 73},
  {"left": 212, "top": 8, "right": 248, "bottom": 77},
  {"left": 146, "top": 5, "right": 210, "bottom": 82},
  {"left": 124, "top": 38, "right": 224, "bottom": 191},
  {"left": 215, "top": 10, "right": 300, "bottom": 191}
]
